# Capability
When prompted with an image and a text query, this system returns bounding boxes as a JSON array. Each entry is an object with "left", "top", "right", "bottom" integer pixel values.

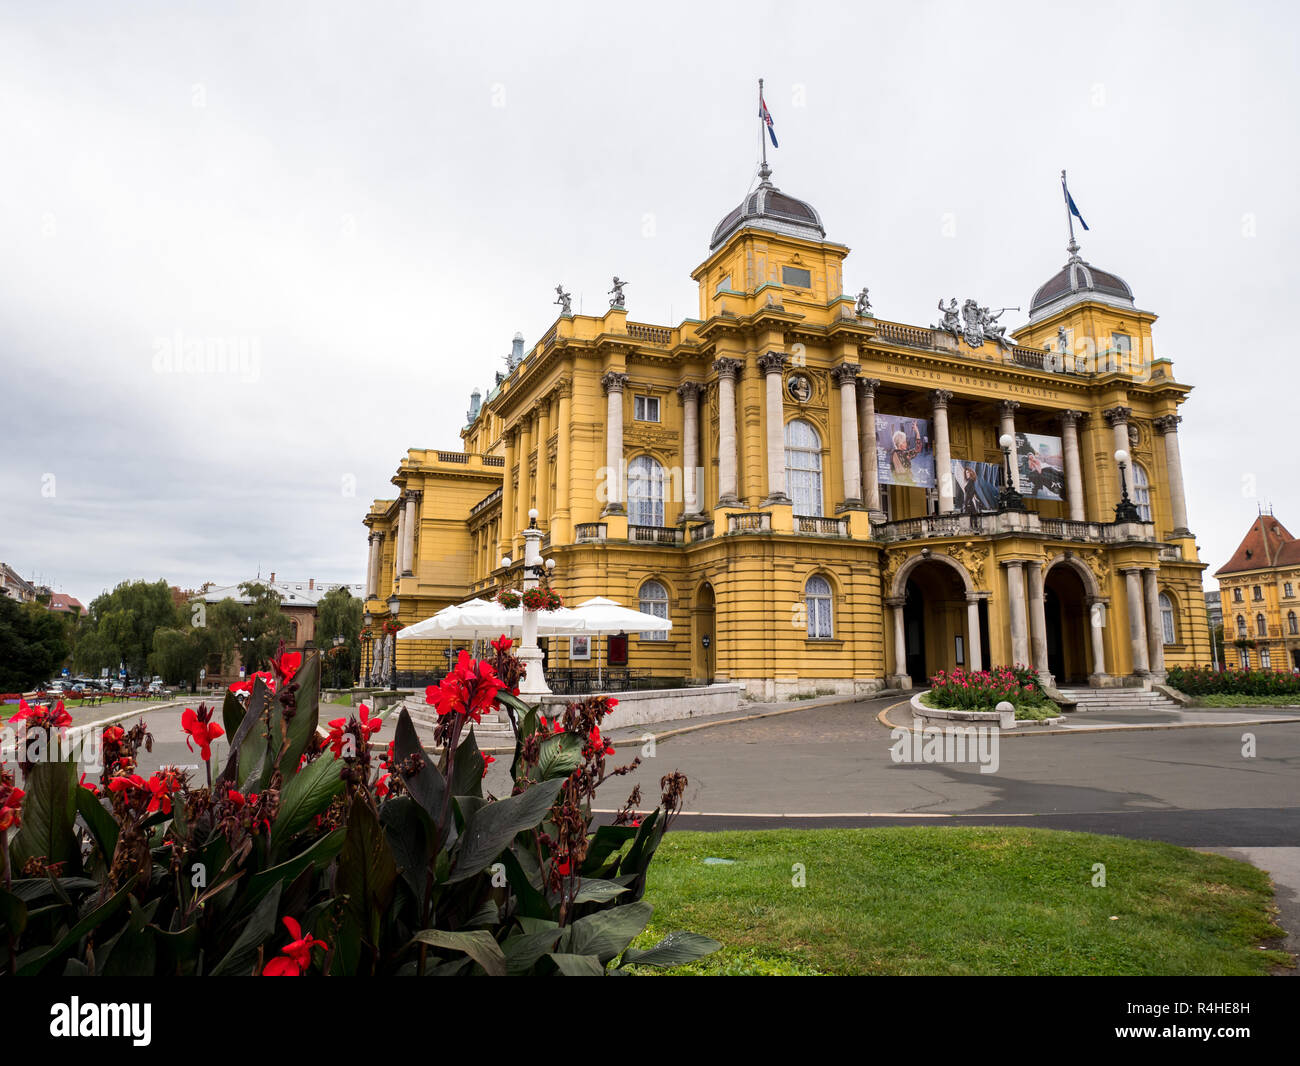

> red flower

[
  {"left": 181, "top": 706, "right": 225, "bottom": 761},
  {"left": 8, "top": 698, "right": 71, "bottom": 729},
  {"left": 109, "top": 774, "right": 147, "bottom": 794},
  {"left": 325, "top": 705, "right": 380, "bottom": 760},
  {"left": 490, "top": 635, "right": 513, "bottom": 654},
  {"left": 227, "top": 789, "right": 247, "bottom": 808},
  {"left": 145, "top": 772, "right": 179, "bottom": 814},
  {"left": 78, "top": 773, "right": 99, "bottom": 796},
  {"left": 555, "top": 859, "right": 571, "bottom": 877},
  {"left": 428, "top": 651, "right": 504, "bottom": 724},
  {"left": 587, "top": 726, "right": 615, "bottom": 757},
  {"left": 0, "top": 786, "right": 24, "bottom": 831},
  {"left": 481, "top": 752, "right": 496, "bottom": 778},
  {"left": 272, "top": 650, "right": 302, "bottom": 684},
  {"left": 357, "top": 704, "right": 381, "bottom": 740},
  {"left": 103, "top": 725, "right": 124, "bottom": 744},
  {"left": 375, "top": 773, "right": 391, "bottom": 798},
  {"left": 229, "top": 671, "right": 275, "bottom": 694},
  {"left": 263, "top": 916, "right": 328, "bottom": 976}
]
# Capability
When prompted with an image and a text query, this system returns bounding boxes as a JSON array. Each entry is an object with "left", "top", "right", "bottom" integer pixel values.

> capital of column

[
  {"left": 1060, "top": 409, "right": 1087, "bottom": 426},
  {"left": 1102, "top": 404, "right": 1132, "bottom": 427},
  {"left": 405, "top": 489, "right": 423, "bottom": 501},
  {"left": 1117, "top": 565, "right": 1143, "bottom": 576},
  {"left": 965, "top": 591, "right": 988, "bottom": 603},
  {"left": 555, "top": 377, "right": 573, "bottom": 398},
  {"left": 676, "top": 380, "right": 703, "bottom": 402},
  {"left": 601, "top": 370, "right": 629, "bottom": 395},
  {"left": 756, "top": 351, "right": 788, "bottom": 376},
  {"left": 857, "top": 377, "right": 880, "bottom": 397},
  {"left": 1153, "top": 414, "right": 1183, "bottom": 435},
  {"left": 999, "top": 400, "right": 1020, "bottom": 418},
  {"left": 832, "top": 362, "right": 861, "bottom": 386},
  {"left": 884, "top": 595, "right": 906, "bottom": 608},
  {"left": 931, "top": 388, "right": 954, "bottom": 410},
  {"left": 712, "top": 357, "right": 744, "bottom": 381}
]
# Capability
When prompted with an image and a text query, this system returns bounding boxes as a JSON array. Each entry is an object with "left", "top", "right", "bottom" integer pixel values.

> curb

[
  {"left": 66, "top": 699, "right": 194, "bottom": 742},
  {"left": 876, "top": 700, "right": 1300, "bottom": 738}
]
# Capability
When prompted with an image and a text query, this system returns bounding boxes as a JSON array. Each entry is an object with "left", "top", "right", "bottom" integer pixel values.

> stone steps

[
  {"left": 400, "top": 700, "right": 516, "bottom": 740},
  {"left": 1058, "top": 688, "right": 1182, "bottom": 713}
]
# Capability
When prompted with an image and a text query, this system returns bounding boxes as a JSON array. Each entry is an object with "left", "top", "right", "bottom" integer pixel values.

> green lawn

[
  {"left": 633, "top": 827, "right": 1291, "bottom": 976},
  {"left": 1191, "top": 694, "right": 1300, "bottom": 708}
]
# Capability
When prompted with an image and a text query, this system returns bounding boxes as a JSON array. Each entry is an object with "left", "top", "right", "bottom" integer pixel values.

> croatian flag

[
  {"left": 759, "top": 92, "right": 778, "bottom": 148},
  {"left": 1062, "top": 178, "right": 1090, "bottom": 231}
]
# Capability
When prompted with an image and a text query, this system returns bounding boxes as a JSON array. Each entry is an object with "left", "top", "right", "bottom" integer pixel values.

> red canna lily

[
  {"left": 480, "top": 752, "right": 496, "bottom": 778},
  {"left": 78, "top": 773, "right": 99, "bottom": 796},
  {"left": 181, "top": 706, "right": 225, "bottom": 762},
  {"left": 490, "top": 635, "right": 513, "bottom": 654},
  {"left": 0, "top": 786, "right": 24, "bottom": 831},
  {"left": 428, "top": 651, "right": 504, "bottom": 724},
  {"left": 263, "top": 916, "right": 328, "bottom": 976},
  {"left": 272, "top": 650, "right": 302, "bottom": 684},
  {"left": 375, "top": 773, "right": 391, "bottom": 798}
]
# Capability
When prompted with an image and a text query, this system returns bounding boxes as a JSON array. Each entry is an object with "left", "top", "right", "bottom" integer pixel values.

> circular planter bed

[{"left": 909, "top": 690, "right": 1064, "bottom": 731}]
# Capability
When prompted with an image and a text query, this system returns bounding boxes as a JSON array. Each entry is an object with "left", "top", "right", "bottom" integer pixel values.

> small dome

[
  {"left": 1029, "top": 243, "right": 1134, "bottom": 320},
  {"left": 710, "top": 164, "right": 826, "bottom": 250}
]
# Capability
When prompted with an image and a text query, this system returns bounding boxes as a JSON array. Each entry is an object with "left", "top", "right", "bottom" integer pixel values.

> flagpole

[
  {"left": 759, "top": 78, "right": 767, "bottom": 171},
  {"left": 1061, "top": 169, "right": 1076, "bottom": 250}
]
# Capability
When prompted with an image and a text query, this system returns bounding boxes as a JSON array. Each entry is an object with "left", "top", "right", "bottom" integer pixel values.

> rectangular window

[
  {"left": 781, "top": 266, "right": 812, "bottom": 289},
  {"left": 1253, "top": 586, "right": 1263, "bottom": 601},
  {"left": 1239, "top": 649, "right": 1250, "bottom": 669},
  {"left": 1233, "top": 588, "right": 1243, "bottom": 602},
  {"left": 715, "top": 274, "right": 732, "bottom": 293},
  {"left": 633, "top": 395, "right": 660, "bottom": 423},
  {"left": 1286, "top": 583, "right": 1294, "bottom": 598},
  {"left": 1261, "top": 647, "right": 1272, "bottom": 670}
]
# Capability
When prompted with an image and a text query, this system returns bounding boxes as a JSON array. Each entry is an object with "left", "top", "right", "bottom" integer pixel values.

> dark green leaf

[
  {"left": 500, "top": 847, "right": 551, "bottom": 921},
  {"left": 503, "top": 924, "right": 562, "bottom": 975},
  {"left": 0, "top": 889, "right": 28, "bottom": 937},
  {"left": 16, "top": 874, "right": 137, "bottom": 975},
  {"left": 450, "top": 728, "right": 485, "bottom": 799},
  {"left": 547, "top": 952, "right": 605, "bottom": 976},
  {"left": 10, "top": 758, "right": 80, "bottom": 875},
  {"left": 272, "top": 751, "right": 345, "bottom": 848},
  {"left": 209, "top": 880, "right": 281, "bottom": 976},
  {"left": 247, "top": 829, "right": 345, "bottom": 909},
  {"left": 447, "top": 778, "right": 563, "bottom": 884},
  {"left": 379, "top": 796, "right": 432, "bottom": 903},
  {"left": 76, "top": 786, "right": 119, "bottom": 866},
  {"left": 571, "top": 878, "right": 630, "bottom": 904},
  {"left": 338, "top": 793, "right": 398, "bottom": 950},
  {"left": 394, "top": 708, "right": 446, "bottom": 828},
  {"left": 536, "top": 731, "right": 584, "bottom": 780},
  {"left": 221, "top": 688, "right": 244, "bottom": 744},
  {"left": 277, "top": 650, "right": 320, "bottom": 779},
  {"left": 562, "top": 900, "right": 652, "bottom": 964},
  {"left": 619, "top": 931, "right": 722, "bottom": 969},
  {"left": 409, "top": 928, "right": 506, "bottom": 976}
]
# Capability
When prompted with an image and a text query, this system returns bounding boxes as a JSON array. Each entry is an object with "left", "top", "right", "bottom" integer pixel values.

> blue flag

[{"left": 1063, "top": 182, "right": 1089, "bottom": 231}]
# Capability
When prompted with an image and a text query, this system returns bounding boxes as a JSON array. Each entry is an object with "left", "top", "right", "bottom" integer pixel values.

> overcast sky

[{"left": 1, "top": 1, "right": 1295, "bottom": 607}]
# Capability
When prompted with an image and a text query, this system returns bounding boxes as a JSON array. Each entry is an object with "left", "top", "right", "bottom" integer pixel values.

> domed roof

[
  {"left": 710, "top": 164, "right": 826, "bottom": 250},
  {"left": 1029, "top": 240, "right": 1134, "bottom": 320}
]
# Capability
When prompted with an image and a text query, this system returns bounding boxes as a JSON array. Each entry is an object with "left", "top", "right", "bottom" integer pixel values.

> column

[
  {"left": 858, "top": 378, "right": 882, "bottom": 515},
  {"left": 1123, "top": 568, "right": 1150, "bottom": 675},
  {"left": 677, "top": 381, "right": 702, "bottom": 516},
  {"left": 999, "top": 401, "right": 1021, "bottom": 491},
  {"left": 1155, "top": 415, "right": 1191, "bottom": 535},
  {"left": 555, "top": 381, "right": 572, "bottom": 521},
  {"left": 834, "top": 363, "right": 862, "bottom": 508},
  {"left": 536, "top": 397, "right": 551, "bottom": 523},
  {"left": 1005, "top": 561, "right": 1030, "bottom": 667},
  {"left": 1026, "top": 561, "right": 1051, "bottom": 683},
  {"left": 1088, "top": 597, "right": 1109, "bottom": 679},
  {"left": 886, "top": 595, "right": 908, "bottom": 681},
  {"left": 365, "top": 533, "right": 377, "bottom": 598},
  {"left": 713, "top": 358, "right": 743, "bottom": 506},
  {"left": 932, "top": 389, "right": 954, "bottom": 512},
  {"left": 758, "top": 352, "right": 790, "bottom": 505},
  {"left": 392, "top": 500, "right": 405, "bottom": 583},
  {"left": 1060, "top": 410, "right": 1087, "bottom": 522},
  {"left": 601, "top": 372, "right": 627, "bottom": 515},
  {"left": 965, "top": 594, "right": 983, "bottom": 672},
  {"left": 1103, "top": 405, "right": 1132, "bottom": 459},
  {"left": 401, "top": 491, "right": 419, "bottom": 575},
  {"left": 516, "top": 412, "right": 534, "bottom": 531},
  {"left": 500, "top": 428, "right": 516, "bottom": 558},
  {"left": 1144, "top": 568, "right": 1165, "bottom": 679}
]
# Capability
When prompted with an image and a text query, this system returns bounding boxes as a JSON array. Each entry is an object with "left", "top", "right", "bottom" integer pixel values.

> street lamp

[
  {"left": 996, "top": 433, "right": 1025, "bottom": 512},
  {"left": 1113, "top": 449, "right": 1141, "bottom": 523},
  {"left": 516, "top": 509, "right": 553, "bottom": 698},
  {"left": 386, "top": 593, "right": 400, "bottom": 689}
]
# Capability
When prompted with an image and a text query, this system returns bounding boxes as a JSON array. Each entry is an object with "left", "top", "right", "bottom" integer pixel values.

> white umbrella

[{"left": 570, "top": 596, "right": 672, "bottom": 686}]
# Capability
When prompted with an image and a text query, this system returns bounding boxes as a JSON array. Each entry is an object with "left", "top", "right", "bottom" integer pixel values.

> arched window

[
  {"left": 805, "top": 574, "right": 833, "bottom": 639},
  {"left": 1131, "top": 462, "right": 1151, "bottom": 521},
  {"left": 1236, "top": 615, "right": 1247, "bottom": 638},
  {"left": 1256, "top": 613, "right": 1268, "bottom": 637},
  {"left": 1158, "top": 592, "right": 1176, "bottom": 645},
  {"left": 627, "top": 456, "right": 665, "bottom": 527},
  {"left": 785, "top": 419, "right": 823, "bottom": 517},
  {"left": 1289, "top": 610, "right": 1298, "bottom": 636},
  {"left": 638, "top": 579, "right": 669, "bottom": 641}
]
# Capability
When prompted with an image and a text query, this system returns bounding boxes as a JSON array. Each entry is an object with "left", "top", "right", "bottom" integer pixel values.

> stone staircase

[
  {"left": 1056, "top": 687, "right": 1183, "bottom": 714},
  {"left": 399, "top": 698, "right": 517, "bottom": 746}
]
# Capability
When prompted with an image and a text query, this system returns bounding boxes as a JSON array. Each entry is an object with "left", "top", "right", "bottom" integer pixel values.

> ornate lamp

[
  {"left": 1113, "top": 449, "right": 1141, "bottom": 522},
  {"left": 997, "top": 433, "right": 1026, "bottom": 512}
]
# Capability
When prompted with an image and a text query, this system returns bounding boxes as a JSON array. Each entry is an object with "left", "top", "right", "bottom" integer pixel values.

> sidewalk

[{"left": 881, "top": 699, "right": 1300, "bottom": 736}]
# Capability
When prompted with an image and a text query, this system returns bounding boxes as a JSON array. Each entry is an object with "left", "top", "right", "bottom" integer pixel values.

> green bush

[{"left": 1166, "top": 664, "right": 1300, "bottom": 697}]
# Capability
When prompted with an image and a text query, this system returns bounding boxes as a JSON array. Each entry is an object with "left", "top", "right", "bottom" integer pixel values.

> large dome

[
  {"left": 1029, "top": 241, "right": 1134, "bottom": 320},
  {"left": 710, "top": 164, "right": 826, "bottom": 250}
]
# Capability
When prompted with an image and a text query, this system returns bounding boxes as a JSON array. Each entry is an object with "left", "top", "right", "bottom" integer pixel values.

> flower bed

[
  {"left": 924, "top": 665, "right": 1057, "bottom": 720},
  {"left": 0, "top": 639, "right": 718, "bottom": 976},
  {"left": 1166, "top": 664, "right": 1300, "bottom": 698}
]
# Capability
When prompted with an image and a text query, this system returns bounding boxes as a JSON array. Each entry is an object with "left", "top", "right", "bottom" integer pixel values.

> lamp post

[
  {"left": 1113, "top": 449, "right": 1141, "bottom": 523},
  {"left": 516, "top": 508, "right": 554, "bottom": 698},
  {"left": 362, "top": 611, "right": 373, "bottom": 685},
  {"left": 997, "top": 433, "right": 1025, "bottom": 512},
  {"left": 386, "top": 593, "right": 400, "bottom": 690}
]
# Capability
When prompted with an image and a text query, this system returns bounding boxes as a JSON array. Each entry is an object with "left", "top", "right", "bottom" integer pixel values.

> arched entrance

[
  {"left": 691, "top": 582, "right": 715, "bottom": 684},
  {"left": 1044, "top": 561, "right": 1091, "bottom": 684},
  {"left": 900, "top": 558, "right": 972, "bottom": 684}
]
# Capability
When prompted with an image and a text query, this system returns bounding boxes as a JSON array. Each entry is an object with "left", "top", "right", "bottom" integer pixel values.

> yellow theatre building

[{"left": 362, "top": 160, "right": 1211, "bottom": 699}]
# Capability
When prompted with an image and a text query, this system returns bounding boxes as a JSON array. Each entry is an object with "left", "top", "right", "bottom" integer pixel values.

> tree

[
  {"left": 315, "top": 586, "right": 363, "bottom": 687},
  {"left": 217, "top": 583, "right": 292, "bottom": 675},
  {"left": 0, "top": 597, "right": 71, "bottom": 691},
  {"left": 148, "top": 625, "right": 220, "bottom": 688},
  {"left": 74, "top": 579, "right": 181, "bottom": 680}
]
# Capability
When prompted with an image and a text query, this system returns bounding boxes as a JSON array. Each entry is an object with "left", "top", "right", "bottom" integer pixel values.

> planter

[{"left": 909, "top": 691, "right": 1064, "bottom": 731}]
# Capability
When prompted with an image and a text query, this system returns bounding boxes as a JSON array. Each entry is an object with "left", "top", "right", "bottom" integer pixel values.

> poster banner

[
  {"left": 1016, "top": 432, "right": 1065, "bottom": 501},
  {"left": 950, "top": 459, "right": 1001, "bottom": 513},
  {"left": 876, "top": 414, "right": 934, "bottom": 488}
]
